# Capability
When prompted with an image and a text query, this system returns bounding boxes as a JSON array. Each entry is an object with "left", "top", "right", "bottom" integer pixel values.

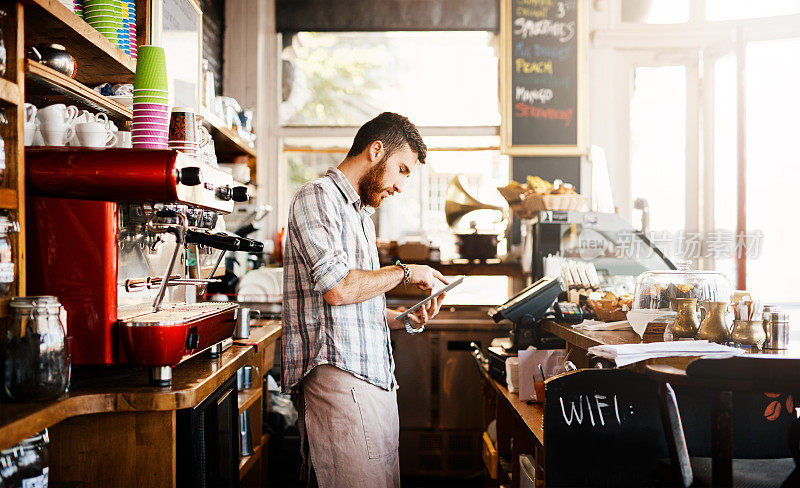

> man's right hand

[{"left": 406, "top": 265, "right": 449, "bottom": 290}]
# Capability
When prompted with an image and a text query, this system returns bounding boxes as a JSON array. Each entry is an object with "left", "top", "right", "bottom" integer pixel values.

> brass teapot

[{"left": 697, "top": 301, "right": 730, "bottom": 344}]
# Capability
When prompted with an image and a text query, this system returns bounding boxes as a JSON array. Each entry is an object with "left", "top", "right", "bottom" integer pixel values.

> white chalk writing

[
  {"left": 513, "top": 17, "right": 576, "bottom": 43},
  {"left": 515, "top": 86, "right": 554, "bottom": 104}
]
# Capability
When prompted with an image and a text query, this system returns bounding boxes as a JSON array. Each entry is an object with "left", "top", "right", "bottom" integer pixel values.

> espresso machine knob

[
  {"left": 216, "top": 186, "right": 233, "bottom": 201},
  {"left": 231, "top": 186, "right": 249, "bottom": 202},
  {"left": 178, "top": 167, "right": 203, "bottom": 186}
]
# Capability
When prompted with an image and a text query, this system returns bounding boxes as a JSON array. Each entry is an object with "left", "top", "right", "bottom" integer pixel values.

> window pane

[
  {"left": 745, "top": 38, "right": 800, "bottom": 304},
  {"left": 629, "top": 66, "right": 686, "bottom": 249},
  {"left": 621, "top": 0, "right": 690, "bottom": 24},
  {"left": 281, "top": 32, "right": 500, "bottom": 126},
  {"left": 378, "top": 150, "right": 508, "bottom": 261},
  {"left": 286, "top": 151, "right": 345, "bottom": 201},
  {"left": 713, "top": 54, "right": 737, "bottom": 284},
  {"left": 707, "top": 0, "right": 800, "bottom": 21}
]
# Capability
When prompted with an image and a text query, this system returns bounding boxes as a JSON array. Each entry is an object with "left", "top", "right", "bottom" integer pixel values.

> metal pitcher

[
  {"left": 698, "top": 301, "right": 730, "bottom": 344},
  {"left": 671, "top": 298, "right": 699, "bottom": 339}
]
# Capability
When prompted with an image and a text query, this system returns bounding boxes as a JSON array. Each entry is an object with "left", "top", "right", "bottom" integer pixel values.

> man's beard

[{"left": 358, "top": 157, "right": 388, "bottom": 208}]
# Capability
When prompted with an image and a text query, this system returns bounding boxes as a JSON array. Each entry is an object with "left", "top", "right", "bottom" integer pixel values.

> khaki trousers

[{"left": 299, "top": 365, "right": 400, "bottom": 488}]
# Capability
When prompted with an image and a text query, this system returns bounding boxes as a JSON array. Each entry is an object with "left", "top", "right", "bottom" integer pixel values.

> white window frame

[{"left": 589, "top": 0, "right": 800, "bottom": 276}]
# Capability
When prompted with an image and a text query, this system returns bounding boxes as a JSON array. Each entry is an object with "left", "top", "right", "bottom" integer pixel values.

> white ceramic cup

[
  {"left": 74, "top": 122, "right": 117, "bottom": 147},
  {"left": 40, "top": 123, "right": 76, "bottom": 146},
  {"left": 24, "top": 103, "right": 37, "bottom": 124},
  {"left": 95, "top": 112, "right": 110, "bottom": 128},
  {"left": 114, "top": 130, "right": 132, "bottom": 148},
  {"left": 37, "top": 104, "right": 78, "bottom": 126},
  {"left": 23, "top": 122, "right": 37, "bottom": 146}
]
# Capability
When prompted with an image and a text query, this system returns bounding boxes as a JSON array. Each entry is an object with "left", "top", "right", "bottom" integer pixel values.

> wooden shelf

[
  {"left": 0, "top": 189, "right": 19, "bottom": 210},
  {"left": 381, "top": 259, "right": 523, "bottom": 278},
  {"left": 199, "top": 109, "right": 257, "bottom": 160},
  {"left": 237, "top": 386, "right": 262, "bottom": 414},
  {"left": 23, "top": 0, "right": 136, "bottom": 86},
  {"left": 0, "top": 79, "right": 20, "bottom": 106},
  {"left": 238, "top": 443, "right": 262, "bottom": 480},
  {"left": 26, "top": 60, "right": 132, "bottom": 125}
]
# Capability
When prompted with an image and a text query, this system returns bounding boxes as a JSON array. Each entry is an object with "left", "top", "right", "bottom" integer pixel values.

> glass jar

[
  {"left": 0, "top": 215, "right": 14, "bottom": 296},
  {"left": 628, "top": 261, "right": 733, "bottom": 336},
  {"left": 2, "top": 296, "right": 69, "bottom": 401},
  {"left": 0, "top": 430, "right": 49, "bottom": 488}
]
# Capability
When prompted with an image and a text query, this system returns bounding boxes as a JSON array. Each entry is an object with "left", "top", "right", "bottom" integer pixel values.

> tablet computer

[{"left": 393, "top": 276, "right": 465, "bottom": 322}]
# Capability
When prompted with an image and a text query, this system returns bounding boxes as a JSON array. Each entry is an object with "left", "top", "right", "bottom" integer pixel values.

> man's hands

[
  {"left": 405, "top": 291, "right": 447, "bottom": 327},
  {"left": 406, "top": 264, "right": 448, "bottom": 290}
]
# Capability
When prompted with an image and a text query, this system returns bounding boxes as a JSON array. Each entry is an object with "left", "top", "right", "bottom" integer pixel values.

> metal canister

[
  {"left": 765, "top": 311, "right": 790, "bottom": 350},
  {"left": 762, "top": 304, "right": 781, "bottom": 344}
]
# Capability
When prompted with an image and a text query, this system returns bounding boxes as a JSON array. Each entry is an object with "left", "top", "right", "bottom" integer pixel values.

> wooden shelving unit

[
  {"left": 0, "top": 79, "right": 20, "bottom": 106},
  {"left": 25, "top": 60, "right": 132, "bottom": 125},
  {"left": 237, "top": 385, "right": 262, "bottom": 413},
  {"left": 4, "top": 2, "right": 27, "bottom": 299},
  {"left": 23, "top": 0, "right": 135, "bottom": 85},
  {"left": 199, "top": 108, "right": 256, "bottom": 159},
  {"left": 0, "top": 189, "right": 19, "bottom": 210},
  {"left": 238, "top": 443, "right": 262, "bottom": 480}
]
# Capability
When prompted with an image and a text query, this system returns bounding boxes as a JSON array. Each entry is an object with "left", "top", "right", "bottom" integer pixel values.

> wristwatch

[{"left": 395, "top": 260, "right": 410, "bottom": 285}]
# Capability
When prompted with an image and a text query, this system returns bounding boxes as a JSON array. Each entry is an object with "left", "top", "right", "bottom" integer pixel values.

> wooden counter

[{"left": 0, "top": 320, "right": 280, "bottom": 487}]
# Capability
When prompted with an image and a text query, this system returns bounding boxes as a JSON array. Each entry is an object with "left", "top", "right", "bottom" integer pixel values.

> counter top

[
  {"left": 0, "top": 320, "right": 281, "bottom": 450},
  {"left": 542, "top": 320, "right": 642, "bottom": 350},
  {"left": 476, "top": 358, "right": 544, "bottom": 446}
]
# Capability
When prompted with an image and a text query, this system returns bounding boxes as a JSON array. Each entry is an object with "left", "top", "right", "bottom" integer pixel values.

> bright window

[
  {"left": 744, "top": 38, "right": 800, "bottom": 302},
  {"left": 712, "top": 54, "right": 737, "bottom": 285},
  {"left": 281, "top": 32, "right": 500, "bottom": 127},
  {"left": 629, "top": 65, "right": 687, "bottom": 245},
  {"left": 706, "top": 0, "right": 800, "bottom": 21},
  {"left": 621, "top": 0, "right": 690, "bottom": 24}
]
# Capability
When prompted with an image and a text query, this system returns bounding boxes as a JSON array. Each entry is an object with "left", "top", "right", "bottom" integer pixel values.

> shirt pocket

[{"left": 351, "top": 386, "right": 396, "bottom": 459}]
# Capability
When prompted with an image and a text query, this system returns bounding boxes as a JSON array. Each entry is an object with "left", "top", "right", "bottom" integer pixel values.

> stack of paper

[{"left": 588, "top": 340, "right": 745, "bottom": 367}]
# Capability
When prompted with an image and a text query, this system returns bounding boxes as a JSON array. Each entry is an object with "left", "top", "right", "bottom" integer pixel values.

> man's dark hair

[{"left": 347, "top": 112, "right": 426, "bottom": 164}]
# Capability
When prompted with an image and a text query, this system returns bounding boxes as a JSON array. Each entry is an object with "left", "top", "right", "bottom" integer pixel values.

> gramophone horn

[{"left": 444, "top": 176, "right": 504, "bottom": 227}]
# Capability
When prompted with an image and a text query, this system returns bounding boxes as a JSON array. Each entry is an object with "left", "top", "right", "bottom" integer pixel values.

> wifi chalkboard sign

[{"left": 500, "top": 0, "right": 583, "bottom": 155}]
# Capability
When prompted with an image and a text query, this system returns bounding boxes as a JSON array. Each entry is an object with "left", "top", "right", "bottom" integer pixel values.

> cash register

[{"left": 486, "top": 275, "right": 566, "bottom": 383}]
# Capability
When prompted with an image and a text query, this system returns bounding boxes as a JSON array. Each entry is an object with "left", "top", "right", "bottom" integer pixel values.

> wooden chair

[{"left": 649, "top": 356, "right": 800, "bottom": 487}]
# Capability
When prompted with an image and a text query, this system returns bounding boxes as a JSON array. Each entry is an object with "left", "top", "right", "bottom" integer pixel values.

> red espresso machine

[{"left": 25, "top": 148, "right": 261, "bottom": 385}]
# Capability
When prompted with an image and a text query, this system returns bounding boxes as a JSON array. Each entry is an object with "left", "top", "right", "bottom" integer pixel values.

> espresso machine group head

[{"left": 25, "top": 148, "right": 262, "bottom": 385}]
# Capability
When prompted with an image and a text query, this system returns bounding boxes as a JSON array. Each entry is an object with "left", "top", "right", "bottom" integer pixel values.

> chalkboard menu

[{"left": 501, "top": 0, "right": 583, "bottom": 155}]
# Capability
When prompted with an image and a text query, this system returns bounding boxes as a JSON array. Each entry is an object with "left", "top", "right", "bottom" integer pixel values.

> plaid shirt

[{"left": 281, "top": 167, "right": 396, "bottom": 393}]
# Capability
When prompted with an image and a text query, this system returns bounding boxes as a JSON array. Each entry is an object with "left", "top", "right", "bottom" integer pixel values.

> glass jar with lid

[
  {"left": 2, "top": 296, "right": 69, "bottom": 401},
  {"left": 0, "top": 215, "right": 15, "bottom": 296},
  {"left": 628, "top": 261, "right": 733, "bottom": 336}
]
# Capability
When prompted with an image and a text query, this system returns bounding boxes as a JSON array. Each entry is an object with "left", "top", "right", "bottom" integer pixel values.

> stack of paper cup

[
  {"left": 125, "top": 0, "right": 137, "bottom": 59},
  {"left": 132, "top": 46, "right": 169, "bottom": 149},
  {"left": 73, "top": 0, "right": 83, "bottom": 18},
  {"left": 83, "top": 0, "right": 134, "bottom": 57}
]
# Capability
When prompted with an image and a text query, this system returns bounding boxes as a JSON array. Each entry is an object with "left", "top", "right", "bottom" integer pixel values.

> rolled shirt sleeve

[{"left": 289, "top": 183, "right": 350, "bottom": 295}]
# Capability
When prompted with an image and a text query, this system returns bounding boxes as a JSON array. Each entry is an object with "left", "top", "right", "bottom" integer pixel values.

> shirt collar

[{"left": 325, "top": 167, "right": 375, "bottom": 215}]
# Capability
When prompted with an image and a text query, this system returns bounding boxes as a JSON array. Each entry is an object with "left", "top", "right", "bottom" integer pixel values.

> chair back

[{"left": 544, "top": 368, "right": 668, "bottom": 487}]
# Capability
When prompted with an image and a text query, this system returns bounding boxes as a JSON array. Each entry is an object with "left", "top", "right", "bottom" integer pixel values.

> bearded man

[{"left": 282, "top": 112, "right": 448, "bottom": 487}]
